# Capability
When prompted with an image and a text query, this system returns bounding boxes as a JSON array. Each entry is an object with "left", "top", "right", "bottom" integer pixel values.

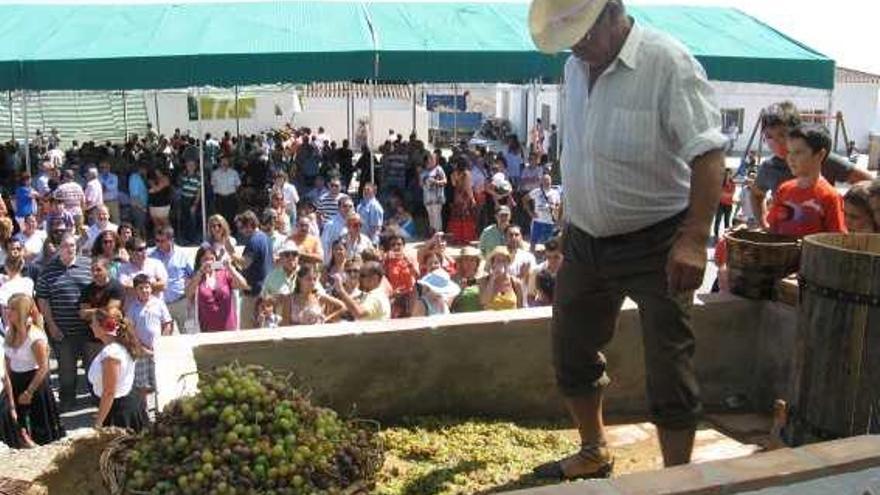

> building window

[
  {"left": 721, "top": 108, "right": 744, "bottom": 135},
  {"left": 801, "top": 110, "right": 826, "bottom": 124}
]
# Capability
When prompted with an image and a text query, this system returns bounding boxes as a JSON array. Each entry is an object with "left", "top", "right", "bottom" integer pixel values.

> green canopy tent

[
  {"left": 366, "top": 3, "right": 835, "bottom": 89},
  {"left": 0, "top": 0, "right": 836, "bottom": 246},
  {"left": 0, "top": 1, "right": 376, "bottom": 91},
  {"left": 0, "top": 2, "right": 834, "bottom": 90}
]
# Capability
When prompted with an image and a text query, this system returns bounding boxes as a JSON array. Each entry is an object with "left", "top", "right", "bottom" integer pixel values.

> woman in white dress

[
  {"left": 3, "top": 294, "right": 63, "bottom": 445},
  {"left": 88, "top": 307, "right": 147, "bottom": 431}
]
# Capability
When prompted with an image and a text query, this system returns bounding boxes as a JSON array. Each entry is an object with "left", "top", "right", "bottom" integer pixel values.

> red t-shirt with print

[{"left": 767, "top": 177, "right": 847, "bottom": 237}]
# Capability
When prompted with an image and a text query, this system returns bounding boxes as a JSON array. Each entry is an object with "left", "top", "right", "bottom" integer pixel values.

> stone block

[
  {"left": 704, "top": 446, "right": 834, "bottom": 493},
  {"left": 799, "top": 435, "right": 880, "bottom": 474},
  {"left": 610, "top": 463, "right": 722, "bottom": 495}
]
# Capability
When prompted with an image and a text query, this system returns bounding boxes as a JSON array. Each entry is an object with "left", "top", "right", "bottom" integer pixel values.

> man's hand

[
  {"left": 666, "top": 233, "right": 707, "bottom": 293},
  {"left": 46, "top": 324, "right": 63, "bottom": 342},
  {"left": 667, "top": 148, "right": 723, "bottom": 293}
]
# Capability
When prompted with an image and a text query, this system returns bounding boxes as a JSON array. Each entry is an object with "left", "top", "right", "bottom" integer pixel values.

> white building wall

[
  {"left": 144, "top": 91, "right": 429, "bottom": 147},
  {"left": 832, "top": 83, "right": 880, "bottom": 150},
  {"left": 293, "top": 98, "right": 429, "bottom": 148},
  {"left": 711, "top": 81, "right": 831, "bottom": 153},
  {"left": 494, "top": 81, "right": 836, "bottom": 154},
  {"left": 495, "top": 84, "right": 561, "bottom": 144}
]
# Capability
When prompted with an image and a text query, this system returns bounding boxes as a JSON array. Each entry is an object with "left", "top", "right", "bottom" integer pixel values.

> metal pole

[
  {"left": 369, "top": 50, "right": 378, "bottom": 184},
  {"left": 453, "top": 83, "right": 458, "bottom": 143},
  {"left": 369, "top": 80, "right": 375, "bottom": 183},
  {"left": 533, "top": 79, "right": 540, "bottom": 141},
  {"left": 411, "top": 83, "right": 417, "bottom": 136},
  {"left": 122, "top": 90, "right": 128, "bottom": 143},
  {"left": 555, "top": 79, "right": 562, "bottom": 167},
  {"left": 153, "top": 90, "right": 161, "bottom": 135},
  {"left": 7, "top": 91, "right": 14, "bottom": 143},
  {"left": 22, "top": 90, "right": 30, "bottom": 177},
  {"left": 346, "top": 84, "right": 352, "bottom": 143},
  {"left": 234, "top": 85, "right": 241, "bottom": 145},
  {"left": 197, "top": 87, "right": 207, "bottom": 242},
  {"left": 37, "top": 91, "right": 45, "bottom": 138}
]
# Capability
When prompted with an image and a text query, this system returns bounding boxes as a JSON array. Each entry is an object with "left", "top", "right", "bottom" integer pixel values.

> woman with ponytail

[
  {"left": 87, "top": 307, "right": 148, "bottom": 431},
  {"left": 3, "top": 293, "right": 64, "bottom": 445}
]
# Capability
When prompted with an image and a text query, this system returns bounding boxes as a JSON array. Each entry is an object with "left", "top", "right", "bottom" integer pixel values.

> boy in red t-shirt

[{"left": 767, "top": 124, "right": 846, "bottom": 237}]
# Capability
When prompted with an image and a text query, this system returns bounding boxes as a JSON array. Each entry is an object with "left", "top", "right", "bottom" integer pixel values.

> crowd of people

[
  {"left": 0, "top": 97, "right": 878, "bottom": 448},
  {"left": 0, "top": 121, "right": 565, "bottom": 444}
]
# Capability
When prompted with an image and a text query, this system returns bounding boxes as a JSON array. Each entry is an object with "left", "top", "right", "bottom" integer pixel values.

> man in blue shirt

[
  {"left": 99, "top": 159, "right": 120, "bottom": 224},
  {"left": 234, "top": 210, "right": 273, "bottom": 329},
  {"left": 128, "top": 162, "right": 149, "bottom": 237},
  {"left": 357, "top": 183, "right": 384, "bottom": 245},
  {"left": 148, "top": 226, "right": 194, "bottom": 334}
]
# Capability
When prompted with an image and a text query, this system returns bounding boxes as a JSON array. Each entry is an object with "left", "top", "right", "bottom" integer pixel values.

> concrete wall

[{"left": 155, "top": 294, "right": 798, "bottom": 421}]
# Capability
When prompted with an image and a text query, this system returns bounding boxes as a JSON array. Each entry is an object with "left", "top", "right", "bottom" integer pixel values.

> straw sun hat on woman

[{"left": 529, "top": 0, "right": 609, "bottom": 54}]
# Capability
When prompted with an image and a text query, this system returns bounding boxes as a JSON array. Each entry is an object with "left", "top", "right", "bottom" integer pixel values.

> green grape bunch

[{"left": 116, "top": 363, "right": 383, "bottom": 495}]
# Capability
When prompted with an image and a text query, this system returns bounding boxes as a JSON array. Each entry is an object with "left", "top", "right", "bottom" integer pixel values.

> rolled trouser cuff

[
  {"left": 652, "top": 405, "right": 703, "bottom": 431},
  {"left": 555, "top": 351, "right": 612, "bottom": 397}
]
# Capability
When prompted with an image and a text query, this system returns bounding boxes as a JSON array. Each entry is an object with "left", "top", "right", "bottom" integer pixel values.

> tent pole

[
  {"left": 196, "top": 87, "right": 207, "bottom": 242},
  {"left": 346, "top": 84, "right": 352, "bottom": 143},
  {"left": 36, "top": 91, "right": 45, "bottom": 140},
  {"left": 369, "top": 50, "right": 378, "bottom": 183},
  {"left": 234, "top": 85, "right": 241, "bottom": 146},
  {"left": 533, "top": 79, "right": 539, "bottom": 140},
  {"left": 22, "top": 90, "right": 30, "bottom": 177},
  {"left": 7, "top": 91, "right": 14, "bottom": 144},
  {"left": 369, "top": 79, "right": 375, "bottom": 183},
  {"left": 453, "top": 83, "right": 458, "bottom": 144},
  {"left": 154, "top": 90, "right": 161, "bottom": 135},
  {"left": 555, "top": 78, "right": 562, "bottom": 168},
  {"left": 411, "top": 83, "right": 416, "bottom": 136},
  {"left": 122, "top": 90, "right": 128, "bottom": 144}
]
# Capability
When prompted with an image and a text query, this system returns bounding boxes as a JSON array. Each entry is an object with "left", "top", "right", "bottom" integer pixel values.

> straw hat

[
  {"left": 418, "top": 269, "right": 462, "bottom": 299},
  {"left": 529, "top": 0, "right": 609, "bottom": 54},
  {"left": 277, "top": 241, "right": 299, "bottom": 256},
  {"left": 457, "top": 246, "right": 482, "bottom": 261},
  {"left": 487, "top": 246, "right": 512, "bottom": 265}
]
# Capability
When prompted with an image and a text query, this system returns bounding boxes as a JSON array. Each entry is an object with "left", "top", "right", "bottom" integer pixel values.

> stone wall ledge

[{"left": 502, "top": 435, "right": 880, "bottom": 495}]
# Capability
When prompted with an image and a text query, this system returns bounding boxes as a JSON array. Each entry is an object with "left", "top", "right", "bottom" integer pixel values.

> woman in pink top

[{"left": 185, "top": 246, "right": 249, "bottom": 332}]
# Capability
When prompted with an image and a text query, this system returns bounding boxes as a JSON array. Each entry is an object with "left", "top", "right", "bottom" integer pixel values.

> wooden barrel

[
  {"left": 788, "top": 233, "right": 880, "bottom": 445},
  {"left": 725, "top": 230, "right": 801, "bottom": 300}
]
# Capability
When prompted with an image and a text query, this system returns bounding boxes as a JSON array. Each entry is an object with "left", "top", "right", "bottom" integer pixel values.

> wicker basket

[
  {"left": 725, "top": 230, "right": 801, "bottom": 300},
  {"left": 0, "top": 478, "right": 34, "bottom": 495}
]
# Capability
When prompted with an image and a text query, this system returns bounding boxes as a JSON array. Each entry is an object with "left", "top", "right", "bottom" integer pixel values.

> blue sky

[{"left": 3, "top": 0, "right": 878, "bottom": 74}]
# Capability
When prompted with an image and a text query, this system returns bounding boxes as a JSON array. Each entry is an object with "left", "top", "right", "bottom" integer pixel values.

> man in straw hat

[{"left": 528, "top": 0, "right": 728, "bottom": 479}]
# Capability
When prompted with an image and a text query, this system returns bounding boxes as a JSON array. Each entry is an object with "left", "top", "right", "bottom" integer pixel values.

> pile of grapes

[{"left": 114, "top": 364, "right": 383, "bottom": 495}]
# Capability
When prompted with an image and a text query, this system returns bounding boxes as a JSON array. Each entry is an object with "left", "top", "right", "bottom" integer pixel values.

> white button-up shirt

[
  {"left": 561, "top": 22, "right": 727, "bottom": 237},
  {"left": 211, "top": 167, "right": 241, "bottom": 196}
]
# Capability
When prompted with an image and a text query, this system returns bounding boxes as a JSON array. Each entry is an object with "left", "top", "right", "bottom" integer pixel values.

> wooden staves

[{"left": 788, "top": 233, "right": 880, "bottom": 445}]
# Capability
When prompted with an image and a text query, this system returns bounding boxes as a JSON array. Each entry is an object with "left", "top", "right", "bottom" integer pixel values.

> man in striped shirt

[
  {"left": 317, "top": 178, "right": 349, "bottom": 225},
  {"left": 36, "top": 232, "right": 99, "bottom": 409},
  {"left": 178, "top": 160, "right": 202, "bottom": 246},
  {"left": 529, "top": 0, "right": 728, "bottom": 479}
]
